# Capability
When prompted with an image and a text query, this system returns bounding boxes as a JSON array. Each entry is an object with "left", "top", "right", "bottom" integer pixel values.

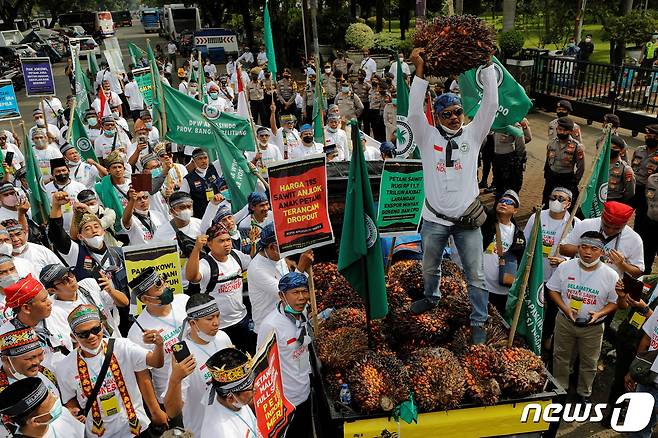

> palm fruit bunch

[
  {"left": 461, "top": 345, "right": 504, "bottom": 405},
  {"left": 347, "top": 351, "right": 411, "bottom": 413},
  {"left": 441, "top": 293, "right": 471, "bottom": 328},
  {"left": 316, "top": 327, "right": 368, "bottom": 370},
  {"left": 440, "top": 272, "right": 468, "bottom": 298},
  {"left": 320, "top": 307, "right": 366, "bottom": 332},
  {"left": 447, "top": 318, "right": 509, "bottom": 355},
  {"left": 412, "top": 14, "right": 496, "bottom": 77},
  {"left": 313, "top": 262, "right": 341, "bottom": 291},
  {"left": 386, "top": 279, "right": 412, "bottom": 313},
  {"left": 500, "top": 347, "right": 546, "bottom": 397},
  {"left": 388, "top": 260, "right": 424, "bottom": 299},
  {"left": 405, "top": 347, "right": 465, "bottom": 411},
  {"left": 390, "top": 305, "right": 452, "bottom": 351},
  {"left": 313, "top": 263, "right": 364, "bottom": 311},
  {"left": 441, "top": 259, "right": 467, "bottom": 284}
]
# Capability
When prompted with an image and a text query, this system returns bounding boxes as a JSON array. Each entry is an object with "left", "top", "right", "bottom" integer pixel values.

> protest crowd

[{"left": 4, "top": 8, "right": 658, "bottom": 438}]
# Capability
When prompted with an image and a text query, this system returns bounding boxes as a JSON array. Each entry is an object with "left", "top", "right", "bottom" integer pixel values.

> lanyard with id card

[
  {"left": 100, "top": 393, "right": 120, "bottom": 416},
  {"left": 624, "top": 273, "right": 648, "bottom": 328}
]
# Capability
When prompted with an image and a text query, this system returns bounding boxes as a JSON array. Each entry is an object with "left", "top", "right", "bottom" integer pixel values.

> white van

[{"left": 95, "top": 11, "right": 115, "bottom": 37}]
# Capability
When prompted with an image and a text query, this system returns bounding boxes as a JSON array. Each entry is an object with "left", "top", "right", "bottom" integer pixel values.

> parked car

[
  {"left": 67, "top": 36, "right": 100, "bottom": 59},
  {"left": 57, "top": 26, "right": 87, "bottom": 38}
]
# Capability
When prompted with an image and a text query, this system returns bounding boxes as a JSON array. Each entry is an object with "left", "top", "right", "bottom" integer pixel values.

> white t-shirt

[
  {"left": 247, "top": 253, "right": 283, "bottom": 332},
  {"left": 483, "top": 222, "right": 515, "bottom": 296},
  {"left": 0, "top": 207, "right": 18, "bottom": 222},
  {"left": 91, "top": 91, "right": 122, "bottom": 115},
  {"left": 408, "top": 68, "right": 498, "bottom": 226},
  {"left": 245, "top": 144, "right": 283, "bottom": 176},
  {"left": 94, "top": 132, "right": 131, "bottom": 160},
  {"left": 359, "top": 57, "right": 377, "bottom": 81},
  {"left": 274, "top": 128, "right": 302, "bottom": 158},
  {"left": 237, "top": 210, "right": 274, "bottom": 236},
  {"left": 389, "top": 60, "right": 411, "bottom": 82},
  {"left": 563, "top": 217, "right": 645, "bottom": 275},
  {"left": 68, "top": 161, "right": 100, "bottom": 189},
  {"left": 14, "top": 242, "right": 61, "bottom": 277},
  {"left": 197, "top": 251, "right": 251, "bottom": 328},
  {"left": 324, "top": 128, "right": 350, "bottom": 161},
  {"left": 0, "top": 294, "right": 11, "bottom": 328},
  {"left": 177, "top": 332, "right": 232, "bottom": 437},
  {"left": 124, "top": 210, "right": 167, "bottom": 245},
  {"left": 127, "top": 294, "right": 189, "bottom": 403},
  {"left": 206, "top": 95, "right": 233, "bottom": 113},
  {"left": 641, "top": 311, "right": 658, "bottom": 374},
  {"left": 364, "top": 145, "right": 381, "bottom": 161},
  {"left": 257, "top": 306, "right": 311, "bottom": 406},
  {"left": 289, "top": 142, "right": 323, "bottom": 160},
  {"left": 2, "top": 142, "right": 24, "bottom": 169},
  {"left": 41, "top": 97, "right": 63, "bottom": 126},
  {"left": 200, "top": 401, "right": 258, "bottom": 437},
  {"left": 546, "top": 258, "right": 619, "bottom": 320},
  {"left": 33, "top": 145, "right": 63, "bottom": 179},
  {"left": 524, "top": 210, "right": 580, "bottom": 281},
  {"left": 204, "top": 63, "right": 218, "bottom": 78},
  {"left": 45, "top": 179, "right": 87, "bottom": 233},
  {"left": 124, "top": 80, "right": 144, "bottom": 111},
  {"left": 56, "top": 338, "right": 151, "bottom": 437}
]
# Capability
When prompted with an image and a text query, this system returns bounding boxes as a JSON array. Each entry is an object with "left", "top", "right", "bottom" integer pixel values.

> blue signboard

[
  {"left": 0, "top": 80, "right": 21, "bottom": 121},
  {"left": 20, "top": 57, "right": 55, "bottom": 97}
]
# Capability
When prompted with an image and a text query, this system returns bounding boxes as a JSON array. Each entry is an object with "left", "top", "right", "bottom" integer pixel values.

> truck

[
  {"left": 95, "top": 11, "right": 115, "bottom": 38},
  {"left": 140, "top": 9, "right": 161, "bottom": 33},
  {"left": 193, "top": 28, "right": 238, "bottom": 64},
  {"left": 55, "top": 11, "right": 96, "bottom": 36},
  {"left": 111, "top": 11, "right": 132, "bottom": 27},
  {"left": 160, "top": 4, "right": 201, "bottom": 41}
]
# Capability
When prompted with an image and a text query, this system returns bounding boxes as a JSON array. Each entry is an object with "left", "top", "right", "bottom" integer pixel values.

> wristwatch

[{"left": 639, "top": 306, "right": 650, "bottom": 316}]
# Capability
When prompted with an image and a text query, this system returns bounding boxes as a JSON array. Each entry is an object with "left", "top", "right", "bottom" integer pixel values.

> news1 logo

[{"left": 520, "top": 393, "right": 655, "bottom": 432}]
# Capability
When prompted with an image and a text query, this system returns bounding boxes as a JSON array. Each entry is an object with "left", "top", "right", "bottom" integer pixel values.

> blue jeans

[
  {"left": 629, "top": 384, "right": 658, "bottom": 438},
  {"left": 421, "top": 220, "right": 489, "bottom": 326}
]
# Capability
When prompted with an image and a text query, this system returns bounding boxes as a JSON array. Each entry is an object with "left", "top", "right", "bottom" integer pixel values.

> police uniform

[
  {"left": 352, "top": 80, "right": 371, "bottom": 133},
  {"left": 542, "top": 126, "right": 585, "bottom": 207},
  {"left": 644, "top": 173, "right": 658, "bottom": 271},
  {"left": 493, "top": 129, "right": 527, "bottom": 197},
  {"left": 247, "top": 80, "right": 266, "bottom": 125},
  {"left": 321, "top": 73, "right": 338, "bottom": 104},
  {"left": 548, "top": 118, "right": 582, "bottom": 142},
  {"left": 301, "top": 82, "right": 317, "bottom": 124},
  {"left": 334, "top": 92, "right": 363, "bottom": 121},
  {"left": 607, "top": 160, "right": 635, "bottom": 203},
  {"left": 276, "top": 77, "right": 295, "bottom": 115},
  {"left": 368, "top": 88, "right": 386, "bottom": 141},
  {"left": 332, "top": 57, "right": 351, "bottom": 76}
]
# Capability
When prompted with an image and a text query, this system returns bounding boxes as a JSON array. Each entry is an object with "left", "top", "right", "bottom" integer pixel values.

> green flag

[
  {"left": 147, "top": 40, "right": 163, "bottom": 133},
  {"left": 197, "top": 52, "right": 207, "bottom": 104},
  {"left": 133, "top": 67, "right": 154, "bottom": 107},
  {"left": 337, "top": 120, "right": 388, "bottom": 319},
  {"left": 70, "top": 109, "right": 98, "bottom": 162},
  {"left": 459, "top": 56, "right": 533, "bottom": 131},
  {"left": 263, "top": 0, "right": 277, "bottom": 78},
  {"left": 394, "top": 60, "right": 416, "bottom": 158},
  {"left": 580, "top": 130, "right": 611, "bottom": 219},
  {"left": 312, "top": 67, "right": 325, "bottom": 144},
  {"left": 161, "top": 83, "right": 255, "bottom": 152},
  {"left": 88, "top": 54, "right": 99, "bottom": 77},
  {"left": 22, "top": 131, "right": 50, "bottom": 225},
  {"left": 73, "top": 47, "right": 91, "bottom": 115},
  {"left": 128, "top": 42, "right": 146, "bottom": 66},
  {"left": 504, "top": 210, "right": 544, "bottom": 355},
  {"left": 95, "top": 175, "right": 124, "bottom": 232}
]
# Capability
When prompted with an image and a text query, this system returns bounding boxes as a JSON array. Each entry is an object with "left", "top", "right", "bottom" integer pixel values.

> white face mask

[
  {"left": 78, "top": 341, "right": 103, "bottom": 356},
  {"left": 134, "top": 208, "right": 149, "bottom": 216},
  {"left": 0, "top": 242, "right": 12, "bottom": 256},
  {"left": 7, "top": 357, "right": 28, "bottom": 380},
  {"left": 175, "top": 209, "right": 193, "bottom": 222},
  {"left": 195, "top": 325, "right": 215, "bottom": 343},
  {"left": 441, "top": 124, "right": 463, "bottom": 135},
  {"left": 87, "top": 204, "right": 100, "bottom": 214},
  {"left": 12, "top": 242, "right": 27, "bottom": 255},
  {"left": 579, "top": 257, "right": 600, "bottom": 268},
  {"left": 83, "top": 235, "right": 104, "bottom": 249},
  {"left": 549, "top": 199, "right": 565, "bottom": 214}
]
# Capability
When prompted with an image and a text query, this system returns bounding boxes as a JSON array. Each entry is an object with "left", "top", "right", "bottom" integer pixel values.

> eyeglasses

[
  {"left": 498, "top": 198, "right": 516, "bottom": 206},
  {"left": 549, "top": 195, "right": 568, "bottom": 202},
  {"left": 75, "top": 325, "right": 103, "bottom": 339},
  {"left": 135, "top": 195, "right": 149, "bottom": 201},
  {"left": 54, "top": 273, "right": 75, "bottom": 287},
  {"left": 439, "top": 108, "right": 464, "bottom": 120}
]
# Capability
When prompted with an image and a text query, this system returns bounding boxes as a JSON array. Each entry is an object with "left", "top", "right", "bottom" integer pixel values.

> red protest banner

[
  {"left": 253, "top": 333, "right": 295, "bottom": 437},
  {"left": 267, "top": 154, "right": 334, "bottom": 257}
]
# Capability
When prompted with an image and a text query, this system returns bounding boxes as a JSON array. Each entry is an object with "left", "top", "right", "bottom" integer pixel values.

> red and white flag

[{"left": 236, "top": 65, "right": 250, "bottom": 119}]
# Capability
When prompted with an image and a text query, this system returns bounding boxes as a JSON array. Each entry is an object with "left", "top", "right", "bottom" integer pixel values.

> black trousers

[
  {"left": 369, "top": 108, "right": 385, "bottom": 142},
  {"left": 632, "top": 186, "right": 654, "bottom": 273},
  {"left": 359, "top": 101, "right": 371, "bottom": 135},
  {"left": 250, "top": 99, "right": 267, "bottom": 125},
  {"left": 607, "top": 326, "right": 639, "bottom": 409},
  {"left": 285, "top": 397, "right": 312, "bottom": 438},
  {"left": 223, "top": 314, "right": 256, "bottom": 355},
  {"left": 480, "top": 134, "right": 495, "bottom": 186},
  {"left": 493, "top": 152, "right": 517, "bottom": 198}
]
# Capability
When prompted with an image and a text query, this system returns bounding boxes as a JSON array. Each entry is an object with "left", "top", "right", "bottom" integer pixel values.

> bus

[
  {"left": 160, "top": 4, "right": 200, "bottom": 41},
  {"left": 141, "top": 9, "right": 161, "bottom": 33},
  {"left": 95, "top": 11, "right": 115, "bottom": 37},
  {"left": 112, "top": 11, "right": 132, "bottom": 27}
]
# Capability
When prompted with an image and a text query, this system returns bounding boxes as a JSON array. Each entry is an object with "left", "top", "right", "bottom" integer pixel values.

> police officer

[
  {"left": 321, "top": 64, "right": 339, "bottom": 105},
  {"left": 607, "top": 135, "right": 635, "bottom": 204},
  {"left": 548, "top": 100, "right": 582, "bottom": 142},
  {"left": 492, "top": 119, "right": 531, "bottom": 198},
  {"left": 542, "top": 117, "right": 585, "bottom": 208},
  {"left": 247, "top": 69, "right": 267, "bottom": 125},
  {"left": 631, "top": 124, "right": 658, "bottom": 272},
  {"left": 301, "top": 73, "right": 318, "bottom": 125},
  {"left": 276, "top": 68, "right": 296, "bottom": 116},
  {"left": 368, "top": 78, "right": 387, "bottom": 141},
  {"left": 180, "top": 148, "right": 225, "bottom": 218},
  {"left": 352, "top": 69, "right": 372, "bottom": 133},
  {"left": 640, "top": 32, "right": 658, "bottom": 71}
]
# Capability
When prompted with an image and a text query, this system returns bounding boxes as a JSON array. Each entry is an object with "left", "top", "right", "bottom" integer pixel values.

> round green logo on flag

[
  {"left": 202, "top": 104, "right": 220, "bottom": 120},
  {"left": 598, "top": 182, "right": 608, "bottom": 203},
  {"left": 395, "top": 115, "right": 414, "bottom": 157},
  {"left": 76, "top": 137, "right": 92, "bottom": 152},
  {"left": 365, "top": 214, "right": 377, "bottom": 249},
  {"left": 475, "top": 63, "right": 504, "bottom": 89}
]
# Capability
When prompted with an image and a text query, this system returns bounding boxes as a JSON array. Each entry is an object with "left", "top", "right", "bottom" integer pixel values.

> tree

[
  {"left": 0, "top": 0, "right": 35, "bottom": 31},
  {"left": 502, "top": 0, "right": 516, "bottom": 31},
  {"left": 604, "top": 10, "right": 658, "bottom": 64},
  {"left": 573, "top": 0, "right": 587, "bottom": 43}
]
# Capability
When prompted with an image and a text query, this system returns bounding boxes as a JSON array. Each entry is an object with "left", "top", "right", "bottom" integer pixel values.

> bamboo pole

[
  {"left": 66, "top": 98, "right": 77, "bottom": 144},
  {"left": 385, "top": 236, "right": 396, "bottom": 275},
  {"left": 307, "top": 265, "right": 319, "bottom": 334},
  {"left": 508, "top": 205, "right": 542, "bottom": 347}
]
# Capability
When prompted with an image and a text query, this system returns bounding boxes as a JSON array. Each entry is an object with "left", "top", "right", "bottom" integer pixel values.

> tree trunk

[
  {"left": 502, "top": 0, "right": 516, "bottom": 31},
  {"left": 239, "top": 1, "right": 255, "bottom": 48},
  {"left": 350, "top": 0, "right": 357, "bottom": 19},
  {"left": 375, "top": 0, "right": 384, "bottom": 32},
  {"left": 455, "top": 0, "right": 463, "bottom": 14},
  {"left": 573, "top": 0, "right": 587, "bottom": 43},
  {"left": 622, "top": 0, "right": 633, "bottom": 14}
]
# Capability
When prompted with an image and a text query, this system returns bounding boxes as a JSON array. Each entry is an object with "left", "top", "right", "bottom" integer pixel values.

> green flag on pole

[
  {"left": 161, "top": 83, "right": 255, "bottom": 152},
  {"left": 580, "top": 130, "right": 612, "bottom": 219},
  {"left": 337, "top": 120, "right": 388, "bottom": 320},
  {"left": 504, "top": 210, "right": 544, "bottom": 355},
  {"left": 70, "top": 108, "right": 98, "bottom": 162},
  {"left": 197, "top": 52, "right": 207, "bottom": 103},
  {"left": 312, "top": 65, "right": 325, "bottom": 144},
  {"left": 263, "top": 0, "right": 277, "bottom": 78},
  {"left": 394, "top": 60, "right": 417, "bottom": 158},
  {"left": 22, "top": 130, "right": 50, "bottom": 225},
  {"left": 88, "top": 54, "right": 99, "bottom": 77},
  {"left": 128, "top": 42, "right": 146, "bottom": 66},
  {"left": 459, "top": 56, "right": 533, "bottom": 131},
  {"left": 147, "top": 40, "right": 163, "bottom": 132},
  {"left": 72, "top": 47, "right": 91, "bottom": 115}
]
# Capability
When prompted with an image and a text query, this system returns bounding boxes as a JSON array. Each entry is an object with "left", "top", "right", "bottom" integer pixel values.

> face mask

[
  {"left": 176, "top": 209, "right": 193, "bottom": 222},
  {"left": 610, "top": 149, "right": 620, "bottom": 159},
  {"left": 195, "top": 325, "right": 215, "bottom": 343},
  {"left": 324, "top": 68, "right": 331, "bottom": 73},
  {"left": 13, "top": 242, "right": 27, "bottom": 255},
  {"left": 441, "top": 124, "right": 463, "bottom": 135},
  {"left": 556, "top": 111, "right": 569, "bottom": 118},
  {"left": 229, "top": 393, "right": 247, "bottom": 409},
  {"left": 151, "top": 167, "right": 162, "bottom": 178},
  {"left": 585, "top": 38, "right": 592, "bottom": 42},
  {"left": 67, "top": 159, "right": 81, "bottom": 167},
  {"left": 145, "top": 122, "right": 153, "bottom": 130},
  {"left": 2, "top": 194, "right": 18, "bottom": 207},
  {"left": 158, "top": 287, "right": 175, "bottom": 305},
  {"left": 7, "top": 357, "right": 28, "bottom": 380},
  {"left": 549, "top": 199, "right": 565, "bottom": 214},
  {"left": 83, "top": 235, "right": 104, "bottom": 249},
  {"left": 78, "top": 342, "right": 103, "bottom": 355},
  {"left": 54, "top": 173, "right": 69, "bottom": 184},
  {"left": 579, "top": 257, "right": 600, "bottom": 268},
  {"left": 209, "top": 92, "right": 219, "bottom": 99},
  {"left": 228, "top": 228, "right": 238, "bottom": 237},
  {"left": 341, "top": 86, "right": 349, "bottom": 93},
  {"left": 0, "top": 272, "right": 19, "bottom": 288},
  {"left": 134, "top": 207, "right": 149, "bottom": 216},
  {"left": 302, "top": 136, "right": 313, "bottom": 143},
  {"left": 0, "top": 243, "right": 13, "bottom": 257},
  {"left": 647, "top": 138, "right": 658, "bottom": 148},
  {"left": 190, "top": 87, "right": 198, "bottom": 92},
  {"left": 87, "top": 204, "right": 100, "bottom": 214},
  {"left": 33, "top": 138, "right": 47, "bottom": 148},
  {"left": 556, "top": 132, "right": 570, "bottom": 140},
  {"left": 34, "top": 398, "right": 63, "bottom": 426},
  {"left": 327, "top": 127, "right": 337, "bottom": 133},
  {"left": 104, "top": 129, "right": 115, "bottom": 137},
  {"left": 35, "top": 119, "right": 45, "bottom": 127},
  {"left": 87, "top": 117, "right": 97, "bottom": 126}
]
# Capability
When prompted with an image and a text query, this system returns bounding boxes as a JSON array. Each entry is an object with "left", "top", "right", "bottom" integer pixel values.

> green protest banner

[
  {"left": 133, "top": 67, "right": 153, "bottom": 106},
  {"left": 376, "top": 160, "right": 424, "bottom": 236}
]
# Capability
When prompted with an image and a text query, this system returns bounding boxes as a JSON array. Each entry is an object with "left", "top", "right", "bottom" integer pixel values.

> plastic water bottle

[{"left": 339, "top": 383, "right": 351, "bottom": 405}]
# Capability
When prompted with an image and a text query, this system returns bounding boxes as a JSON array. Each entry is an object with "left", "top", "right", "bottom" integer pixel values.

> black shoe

[
  {"left": 410, "top": 298, "right": 438, "bottom": 315},
  {"left": 471, "top": 326, "right": 487, "bottom": 345}
]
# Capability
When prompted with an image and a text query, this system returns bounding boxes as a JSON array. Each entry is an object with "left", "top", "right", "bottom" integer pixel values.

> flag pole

[
  {"left": 550, "top": 125, "right": 611, "bottom": 256},
  {"left": 385, "top": 236, "right": 396, "bottom": 275},
  {"left": 359, "top": 256, "right": 374, "bottom": 349},
  {"left": 66, "top": 98, "right": 77, "bottom": 143},
  {"left": 18, "top": 121, "right": 47, "bottom": 225},
  {"left": 307, "top": 266, "right": 319, "bottom": 334},
  {"left": 507, "top": 205, "right": 542, "bottom": 347}
]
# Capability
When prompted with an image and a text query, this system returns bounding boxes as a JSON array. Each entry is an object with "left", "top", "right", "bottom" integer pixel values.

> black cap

[
  {"left": 557, "top": 117, "right": 575, "bottom": 130},
  {"left": 557, "top": 100, "right": 573, "bottom": 111},
  {"left": 77, "top": 189, "right": 97, "bottom": 203},
  {"left": 611, "top": 135, "right": 626, "bottom": 148},
  {"left": 0, "top": 377, "right": 48, "bottom": 418},
  {"left": 604, "top": 113, "right": 620, "bottom": 128},
  {"left": 128, "top": 267, "right": 160, "bottom": 297},
  {"left": 50, "top": 157, "right": 67, "bottom": 173},
  {"left": 39, "top": 263, "right": 74, "bottom": 288}
]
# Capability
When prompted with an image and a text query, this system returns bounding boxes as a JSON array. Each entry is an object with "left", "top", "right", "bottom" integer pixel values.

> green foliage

[
  {"left": 603, "top": 11, "right": 658, "bottom": 46},
  {"left": 372, "top": 32, "right": 401, "bottom": 54},
  {"left": 318, "top": 8, "right": 354, "bottom": 47},
  {"left": 499, "top": 29, "right": 525, "bottom": 57},
  {"left": 367, "top": 16, "right": 377, "bottom": 29},
  {"left": 345, "top": 22, "right": 375, "bottom": 49}
]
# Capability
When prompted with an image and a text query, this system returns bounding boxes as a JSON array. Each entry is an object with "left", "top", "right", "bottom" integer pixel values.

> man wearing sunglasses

[
  {"left": 407, "top": 48, "right": 498, "bottom": 344},
  {"left": 246, "top": 126, "right": 283, "bottom": 177}
]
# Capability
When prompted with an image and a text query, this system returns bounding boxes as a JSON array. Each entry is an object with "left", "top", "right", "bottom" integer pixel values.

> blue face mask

[
  {"left": 34, "top": 398, "right": 63, "bottom": 425},
  {"left": 87, "top": 117, "right": 98, "bottom": 126},
  {"left": 151, "top": 167, "right": 163, "bottom": 178},
  {"left": 209, "top": 92, "right": 219, "bottom": 99},
  {"left": 104, "top": 129, "right": 114, "bottom": 137},
  {"left": 145, "top": 122, "right": 153, "bottom": 130}
]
